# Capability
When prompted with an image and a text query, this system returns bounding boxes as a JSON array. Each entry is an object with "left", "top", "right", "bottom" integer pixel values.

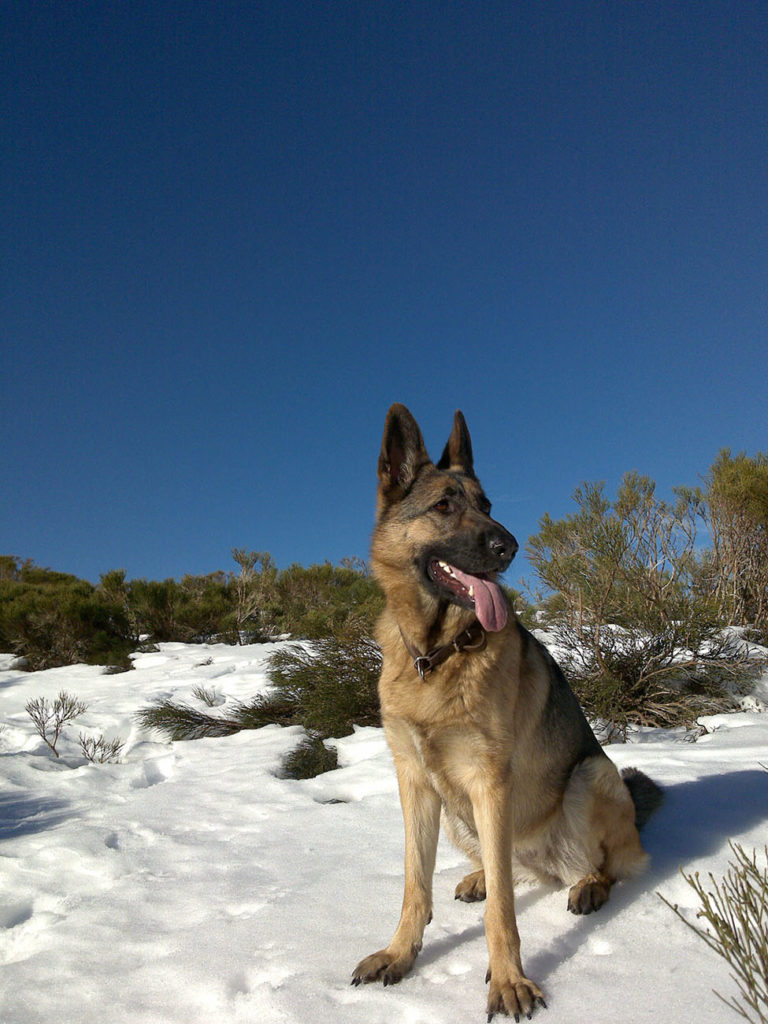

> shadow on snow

[
  {"left": 0, "top": 794, "right": 72, "bottom": 840},
  {"left": 642, "top": 767, "right": 768, "bottom": 878}
]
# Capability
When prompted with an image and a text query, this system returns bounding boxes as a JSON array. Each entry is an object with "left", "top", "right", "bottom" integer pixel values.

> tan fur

[{"left": 352, "top": 405, "right": 657, "bottom": 1020}]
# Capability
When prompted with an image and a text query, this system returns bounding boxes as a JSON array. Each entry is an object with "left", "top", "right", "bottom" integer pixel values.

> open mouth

[{"left": 427, "top": 559, "right": 508, "bottom": 633}]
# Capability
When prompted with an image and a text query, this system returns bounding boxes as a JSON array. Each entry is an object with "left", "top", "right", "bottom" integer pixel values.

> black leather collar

[{"left": 399, "top": 620, "right": 487, "bottom": 680}]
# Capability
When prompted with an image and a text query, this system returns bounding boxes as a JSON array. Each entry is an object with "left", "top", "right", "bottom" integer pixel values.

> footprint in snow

[
  {"left": 0, "top": 901, "right": 34, "bottom": 930},
  {"left": 130, "top": 756, "right": 174, "bottom": 789}
]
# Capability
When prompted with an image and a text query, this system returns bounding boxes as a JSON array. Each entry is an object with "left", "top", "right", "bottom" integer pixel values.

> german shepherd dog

[{"left": 352, "top": 404, "right": 663, "bottom": 1020}]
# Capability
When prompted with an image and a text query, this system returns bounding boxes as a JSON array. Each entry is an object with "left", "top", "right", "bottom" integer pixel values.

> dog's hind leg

[
  {"left": 567, "top": 872, "right": 613, "bottom": 914},
  {"left": 442, "top": 808, "right": 487, "bottom": 902},
  {"left": 455, "top": 868, "right": 486, "bottom": 902},
  {"left": 563, "top": 756, "right": 649, "bottom": 916}
]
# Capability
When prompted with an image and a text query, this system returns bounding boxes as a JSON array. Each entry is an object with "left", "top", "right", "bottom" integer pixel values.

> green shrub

[
  {"left": 0, "top": 553, "right": 383, "bottom": 667},
  {"left": 125, "top": 578, "right": 182, "bottom": 643},
  {"left": 569, "top": 662, "right": 738, "bottom": 738},
  {"left": 136, "top": 688, "right": 302, "bottom": 742},
  {"left": 547, "top": 622, "right": 754, "bottom": 737},
  {"left": 270, "top": 562, "right": 383, "bottom": 639},
  {"left": 231, "top": 691, "right": 299, "bottom": 729},
  {"left": 503, "top": 584, "right": 538, "bottom": 630},
  {"left": 177, "top": 572, "right": 238, "bottom": 643},
  {"left": 266, "top": 628, "right": 381, "bottom": 738},
  {"left": 191, "top": 684, "right": 218, "bottom": 707},
  {"left": 703, "top": 449, "right": 768, "bottom": 635},
  {"left": 526, "top": 475, "right": 760, "bottom": 736},
  {"left": 135, "top": 625, "right": 382, "bottom": 777},
  {"left": 0, "top": 561, "right": 133, "bottom": 670},
  {"left": 135, "top": 700, "right": 242, "bottom": 741},
  {"left": 282, "top": 734, "right": 339, "bottom": 780}
]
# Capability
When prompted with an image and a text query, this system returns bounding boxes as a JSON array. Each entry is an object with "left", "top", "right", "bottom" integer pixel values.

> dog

[{"left": 352, "top": 404, "right": 663, "bottom": 1020}]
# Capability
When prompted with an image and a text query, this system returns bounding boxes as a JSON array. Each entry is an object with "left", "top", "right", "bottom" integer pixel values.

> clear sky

[{"left": 3, "top": 2, "right": 766, "bottom": 588}]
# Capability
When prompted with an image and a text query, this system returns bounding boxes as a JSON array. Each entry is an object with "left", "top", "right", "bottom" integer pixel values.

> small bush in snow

[
  {"left": 192, "top": 684, "right": 218, "bottom": 707},
  {"left": 135, "top": 625, "right": 380, "bottom": 777},
  {"left": 266, "top": 626, "right": 381, "bottom": 739},
  {"left": 282, "top": 733, "right": 339, "bottom": 780},
  {"left": 661, "top": 842, "right": 768, "bottom": 1024},
  {"left": 232, "top": 691, "right": 298, "bottom": 729},
  {"left": 79, "top": 733, "right": 125, "bottom": 763},
  {"left": 135, "top": 700, "right": 241, "bottom": 741},
  {"left": 25, "top": 691, "right": 88, "bottom": 757}
]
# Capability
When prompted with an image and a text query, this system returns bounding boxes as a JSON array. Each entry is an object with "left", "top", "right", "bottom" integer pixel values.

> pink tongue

[{"left": 451, "top": 568, "right": 508, "bottom": 632}]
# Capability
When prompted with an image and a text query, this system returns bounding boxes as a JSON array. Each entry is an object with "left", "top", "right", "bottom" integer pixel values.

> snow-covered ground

[{"left": 1, "top": 641, "right": 767, "bottom": 1024}]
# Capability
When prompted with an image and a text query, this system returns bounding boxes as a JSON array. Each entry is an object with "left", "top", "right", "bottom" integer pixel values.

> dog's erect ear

[
  {"left": 436, "top": 410, "right": 475, "bottom": 477},
  {"left": 378, "top": 403, "right": 431, "bottom": 497}
]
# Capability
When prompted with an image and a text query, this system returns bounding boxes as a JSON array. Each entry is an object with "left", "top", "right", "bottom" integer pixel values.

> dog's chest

[{"left": 404, "top": 718, "right": 491, "bottom": 808}]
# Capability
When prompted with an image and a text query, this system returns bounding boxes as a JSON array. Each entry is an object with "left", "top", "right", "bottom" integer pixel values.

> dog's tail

[{"left": 621, "top": 767, "right": 664, "bottom": 830}]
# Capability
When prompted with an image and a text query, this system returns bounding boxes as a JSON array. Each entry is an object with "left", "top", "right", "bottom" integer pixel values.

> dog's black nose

[{"left": 489, "top": 531, "right": 518, "bottom": 567}]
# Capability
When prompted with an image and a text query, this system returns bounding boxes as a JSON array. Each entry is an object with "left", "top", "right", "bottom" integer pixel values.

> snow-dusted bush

[{"left": 527, "top": 473, "right": 762, "bottom": 735}]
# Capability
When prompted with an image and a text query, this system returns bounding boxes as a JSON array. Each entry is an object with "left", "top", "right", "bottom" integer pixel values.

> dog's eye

[{"left": 433, "top": 498, "right": 452, "bottom": 514}]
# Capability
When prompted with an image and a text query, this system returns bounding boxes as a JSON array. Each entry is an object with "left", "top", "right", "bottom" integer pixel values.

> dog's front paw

[
  {"left": 486, "top": 968, "right": 547, "bottom": 1022},
  {"left": 351, "top": 946, "right": 418, "bottom": 988}
]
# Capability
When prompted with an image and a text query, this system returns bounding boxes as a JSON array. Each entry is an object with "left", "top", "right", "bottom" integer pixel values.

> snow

[{"left": 1, "top": 641, "right": 767, "bottom": 1024}]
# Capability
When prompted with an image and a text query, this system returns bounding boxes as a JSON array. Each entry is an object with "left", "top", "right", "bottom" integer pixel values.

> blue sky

[{"left": 2, "top": 2, "right": 766, "bottom": 589}]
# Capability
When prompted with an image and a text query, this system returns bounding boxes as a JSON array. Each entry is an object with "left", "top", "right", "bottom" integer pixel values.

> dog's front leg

[
  {"left": 472, "top": 775, "right": 547, "bottom": 1020},
  {"left": 352, "top": 753, "right": 441, "bottom": 987}
]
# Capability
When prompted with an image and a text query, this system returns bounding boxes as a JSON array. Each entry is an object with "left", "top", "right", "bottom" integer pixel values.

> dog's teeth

[{"left": 468, "top": 586, "right": 475, "bottom": 598}]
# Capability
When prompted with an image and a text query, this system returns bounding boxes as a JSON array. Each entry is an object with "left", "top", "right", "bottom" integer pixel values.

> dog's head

[{"left": 372, "top": 403, "right": 518, "bottom": 632}]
